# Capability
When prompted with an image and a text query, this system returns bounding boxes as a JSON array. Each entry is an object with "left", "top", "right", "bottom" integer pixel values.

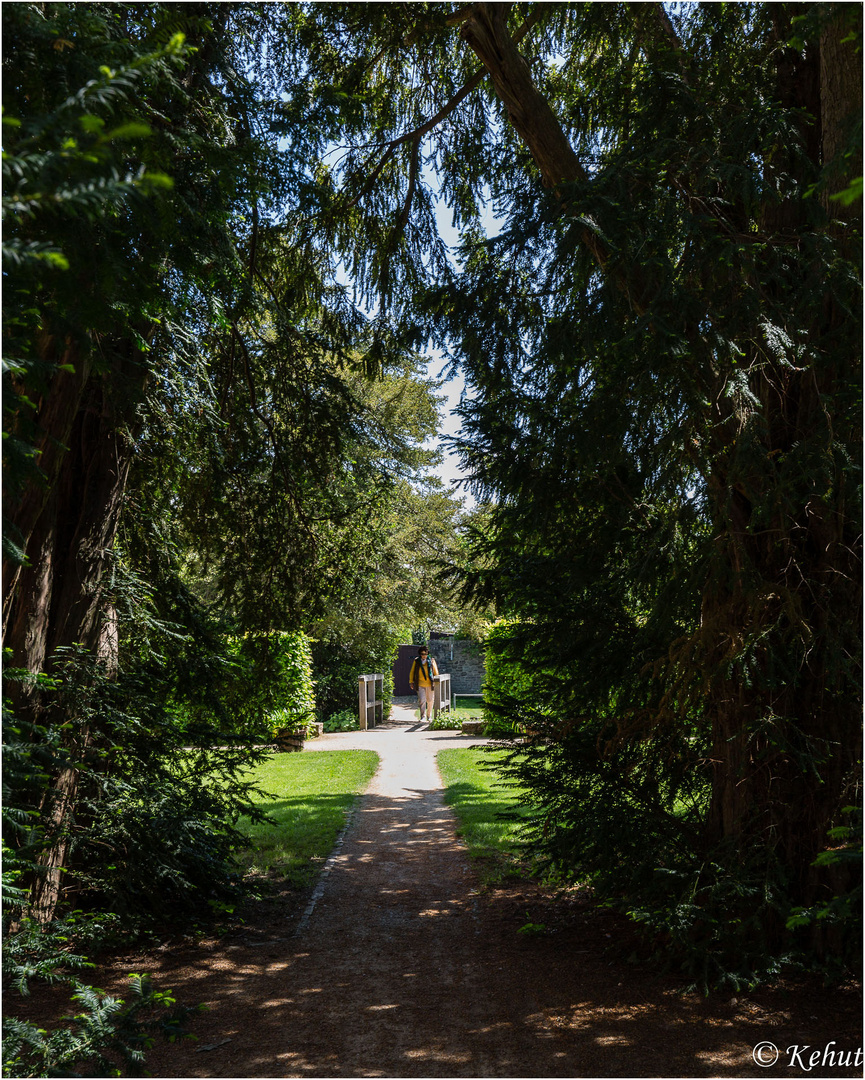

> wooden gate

[{"left": 392, "top": 644, "right": 418, "bottom": 696}]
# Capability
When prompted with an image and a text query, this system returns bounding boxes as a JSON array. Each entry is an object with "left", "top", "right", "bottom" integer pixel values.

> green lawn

[
  {"left": 235, "top": 750, "right": 379, "bottom": 886},
  {"left": 437, "top": 747, "right": 535, "bottom": 883},
  {"left": 450, "top": 694, "right": 485, "bottom": 718}
]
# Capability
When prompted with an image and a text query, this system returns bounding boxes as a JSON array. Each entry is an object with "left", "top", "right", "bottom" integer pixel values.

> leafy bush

[
  {"left": 428, "top": 711, "right": 461, "bottom": 730},
  {"left": 480, "top": 715, "right": 523, "bottom": 738},
  {"left": 323, "top": 709, "right": 359, "bottom": 733},
  {"left": 482, "top": 620, "right": 553, "bottom": 736},
  {"left": 482, "top": 620, "right": 538, "bottom": 710},
  {"left": 233, "top": 631, "right": 316, "bottom": 737},
  {"left": 266, "top": 632, "right": 316, "bottom": 734},
  {"left": 171, "top": 631, "right": 316, "bottom": 742}
]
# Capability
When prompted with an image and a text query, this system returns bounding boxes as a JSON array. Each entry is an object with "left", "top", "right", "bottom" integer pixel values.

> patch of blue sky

[{"left": 323, "top": 151, "right": 503, "bottom": 509}]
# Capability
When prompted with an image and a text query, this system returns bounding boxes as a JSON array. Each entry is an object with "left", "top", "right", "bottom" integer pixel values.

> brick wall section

[{"left": 429, "top": 636, "right": 486, "bottom": 695}]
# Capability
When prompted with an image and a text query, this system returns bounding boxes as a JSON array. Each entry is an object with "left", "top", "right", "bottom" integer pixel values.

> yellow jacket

[{"left": 409, "top": 655, "right": 439, "bottom": 689}]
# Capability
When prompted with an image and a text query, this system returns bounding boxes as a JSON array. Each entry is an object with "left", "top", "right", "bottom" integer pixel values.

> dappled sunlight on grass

[
  {"left": 437, "top": 748, "right": 534, "bottom": 882},
  {"left": 235, "top": 750, "right": 378, "bottom": 885}
]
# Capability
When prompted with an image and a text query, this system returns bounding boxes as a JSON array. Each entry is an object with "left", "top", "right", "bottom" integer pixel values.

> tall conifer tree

[{"left": 274, "top": 1, "right": 861, "bottom": 974}]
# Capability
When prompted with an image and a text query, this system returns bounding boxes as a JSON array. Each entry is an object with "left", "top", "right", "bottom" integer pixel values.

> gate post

[
  {"left": 358, "top": 674, "right": 384, "bottom": 730},
  {"left": 433, "top": 673, "right": 451, "bottom": 716}
]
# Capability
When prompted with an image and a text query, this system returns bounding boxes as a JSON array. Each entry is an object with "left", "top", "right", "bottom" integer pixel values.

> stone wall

[{"left": 429, "top": 634, "right": 485, "bottom": 695}]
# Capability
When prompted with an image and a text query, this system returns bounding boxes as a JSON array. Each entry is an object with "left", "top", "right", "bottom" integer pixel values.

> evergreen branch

[
  {"left": 461, "top": 4, "right": 641, "bottom": 303},
  {"left": 343, "top": 70, "right": 486, "bottom": 210},
  {"left": 632, "top": 1, "right": 692, "bottom": 86},
  {"left": 393, "top": 133, "right": 421, "bottom": 244},
  {"left": 345, "top": 7, "right": 544, "bottom": 211}
]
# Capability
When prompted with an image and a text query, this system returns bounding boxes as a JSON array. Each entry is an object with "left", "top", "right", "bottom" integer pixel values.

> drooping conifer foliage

[
  {"left": 452, "top": 3, "right": 862, "bottom": 983},
  {"left": 3, "top": 4, "right": 456, "bottom": 1068},
  {"left": 268, "top": 1, "right": 861, "bottom": 983}
]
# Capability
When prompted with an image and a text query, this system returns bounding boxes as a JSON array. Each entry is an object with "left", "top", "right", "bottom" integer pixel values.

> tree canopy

[
  {"left": 2, "top": 5, "right": 861, "bottom": 1055},
  {"left": 2, "top": 0, "right": 463, "bottom": 948},
  {"left": 264, "top": 0, "right": 861, "bottom": 982}
]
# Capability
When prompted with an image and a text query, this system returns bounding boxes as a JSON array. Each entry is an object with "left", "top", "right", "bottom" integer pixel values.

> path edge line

[{"left": 293, "top": 753, "right": 382, "bottom": 936}]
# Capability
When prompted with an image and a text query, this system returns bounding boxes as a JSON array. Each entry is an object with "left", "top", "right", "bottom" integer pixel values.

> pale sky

[
  {"left": 423, "top": 183, "right": 503, "bottom": 510},
  {"left": 424, "top": 353, "right": 473, "bottom": 507}
]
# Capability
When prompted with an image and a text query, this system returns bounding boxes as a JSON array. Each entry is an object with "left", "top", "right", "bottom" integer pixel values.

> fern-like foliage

[{"left": 2, "top": 973, "right": 198, "bottom": 1079}]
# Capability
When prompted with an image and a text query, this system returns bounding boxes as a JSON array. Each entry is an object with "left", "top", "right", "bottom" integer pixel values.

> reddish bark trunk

[
  {"left": 819, "top": 4, "right": 862, "bottom": 216},
  {"left": 6, "top": 370, "right": 136, "bottom": 673},
  {"left": 6, "top": 341, "right": 147, "bottom": 922},
  {"left": 2, "top": 338, "right": 92, "bottom": 638}
]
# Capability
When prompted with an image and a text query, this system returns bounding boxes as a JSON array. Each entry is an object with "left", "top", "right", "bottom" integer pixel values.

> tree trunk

[
  {"left": 819, "top": 3, "right": 862, "bottom": 216},
  {"left": 2, "top": 338, "right": 92, "bottom": 639},
  {"left": 6, "top": 366, "right": 137, "bottom": 672},
  {"left": 456, "top": 1, "right": 861, "bottom": 921},
  {"left": 6, "top": 341, "right": 147, "bottom": 923},
  {"left": 676, "top": 7, "right": 860, "bottom": 917}
]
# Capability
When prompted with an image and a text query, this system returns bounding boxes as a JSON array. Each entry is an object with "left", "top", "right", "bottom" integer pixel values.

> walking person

[{"left": 409, "top": 645, "right": 439, "bottom": 725}]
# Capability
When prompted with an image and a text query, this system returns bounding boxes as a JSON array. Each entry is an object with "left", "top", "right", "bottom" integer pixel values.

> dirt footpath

[{"left": 131, "top": 709, "right": 861, "bottom": 1078}]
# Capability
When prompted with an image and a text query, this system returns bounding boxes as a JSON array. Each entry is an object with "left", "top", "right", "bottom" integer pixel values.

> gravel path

[{"left": 132, "top": 707, "right": 862, "bottom": 1078}]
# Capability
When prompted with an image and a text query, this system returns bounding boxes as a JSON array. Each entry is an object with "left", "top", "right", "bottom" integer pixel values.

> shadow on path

[{"left": 137, "top": 728, "right": 862, "bottom": 1079}]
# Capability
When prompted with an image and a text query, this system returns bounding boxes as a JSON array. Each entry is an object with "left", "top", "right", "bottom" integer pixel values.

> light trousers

[{"left": 417, "top": 685, "right": 434, "bottom": 718}]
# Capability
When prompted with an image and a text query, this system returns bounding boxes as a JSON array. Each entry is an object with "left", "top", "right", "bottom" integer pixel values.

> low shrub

[
  {"left": 323, "top": 709, "right": 359, "bottom": 733},
  {"left": 428, "top": 711, "right": 461, "bottom": 730},
  {"left": 3, "top": 970, "right": 197, "bottom": 1079},
  {"left": 481, "top": 715, "right": 524, "bottom": 738}
]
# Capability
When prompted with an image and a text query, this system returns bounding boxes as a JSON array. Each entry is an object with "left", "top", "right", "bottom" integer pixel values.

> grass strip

[
  {"left": 437, "top": 747, "right": 534, "bottom": 883},
  {"left": 451, "top": 695, "right": 485, "bottom": 717},
  {"left": 235, "top": 749, "right": 378, "bottom": 886}
]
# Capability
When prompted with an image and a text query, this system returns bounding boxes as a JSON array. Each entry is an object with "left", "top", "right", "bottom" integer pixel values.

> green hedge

[
  {"left": 237, "top": 631, "right": 316, "bottom": 736},
  {"left": 173, "top": 631, "right": 316, "bottom": 738},
  {"left": 170, "top": 630, "right": 316, "bottom": 739},
  {"left": 481, "top": 619, "right": 544, "bottom": 733}
]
